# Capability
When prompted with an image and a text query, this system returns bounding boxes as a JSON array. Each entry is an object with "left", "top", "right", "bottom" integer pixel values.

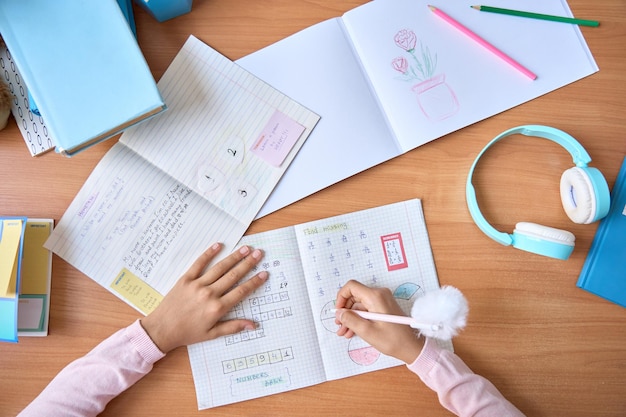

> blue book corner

[
  {"left": 134, "top": 0, "right": 193, "bottom": 23},
  {"left": 577, "top": 156, "right": 626, "bottom": 308},
  {"left": 0, "top": 0, "right": 166, "bottom": 157}
]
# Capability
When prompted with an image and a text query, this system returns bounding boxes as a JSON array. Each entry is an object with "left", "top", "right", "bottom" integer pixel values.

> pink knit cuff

[
  {"left": 126, "top": 319, "right": 166, "bottom": 364},
  {"left": 406, "top": 337, "right": 441, "bottom": 377}
]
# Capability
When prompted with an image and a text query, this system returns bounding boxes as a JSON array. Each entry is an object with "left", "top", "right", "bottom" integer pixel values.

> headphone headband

[{"left": 466, "top": 125, "right": 596, "bottom": 250}]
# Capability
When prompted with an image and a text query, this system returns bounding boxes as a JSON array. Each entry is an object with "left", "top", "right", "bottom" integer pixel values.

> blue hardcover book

[
  {"left": 0, "top": 0, "right": 166, "bottom": 156},
  {"left": 577, "top": 157, "right": 626, "bottom": 308}
]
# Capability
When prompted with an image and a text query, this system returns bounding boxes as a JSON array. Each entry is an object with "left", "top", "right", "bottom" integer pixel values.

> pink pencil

[{"left": 428, "top": 5, "right": 537, "bottom": 80}]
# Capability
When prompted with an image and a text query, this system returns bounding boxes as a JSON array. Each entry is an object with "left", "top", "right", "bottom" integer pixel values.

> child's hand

[
  {"left": 335, "top": 280, "right": 424, "bottom": 364},
  {"left": 141, "top": 243, "right": 268, "bottom": 353}
]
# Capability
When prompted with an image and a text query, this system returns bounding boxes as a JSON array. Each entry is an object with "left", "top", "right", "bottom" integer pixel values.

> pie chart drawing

[
  {"left": 393, "top": 282, "right": 421, "bottom": 300},
  {"left": 348, "top": 336, "right": 380, "bottom": 366},
  {"left": 320, "top": 300, "right": 339, "bottom": 332},
  {"left": 393, "top": 282, "right": 423, "bottom": 311}
]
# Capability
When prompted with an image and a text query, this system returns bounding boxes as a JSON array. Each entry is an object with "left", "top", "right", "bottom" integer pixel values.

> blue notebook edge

[
  {"left": 0, "top": 216, "right": 27, "bottom": 343},
  {"left": 576, "top": 156, "right": 626, "bottom": 308}
]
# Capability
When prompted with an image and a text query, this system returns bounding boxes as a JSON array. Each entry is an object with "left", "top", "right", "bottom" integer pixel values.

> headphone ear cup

[
  {"left": 560, "top": 167, "right": 597, "bottom": 224},
  {"left": 512, "top": 222, "right": 575, "bottom": 260}
]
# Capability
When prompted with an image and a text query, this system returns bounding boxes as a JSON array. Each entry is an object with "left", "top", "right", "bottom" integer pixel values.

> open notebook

[
  {"left": 238, "top": 0, "right": 599, "bottom": 217},
  {"left": 188, "top": 199, "right": 449, "bottom": 409},
  {"left": 44, "top": 36, "right": 320, "bottom": 313}
]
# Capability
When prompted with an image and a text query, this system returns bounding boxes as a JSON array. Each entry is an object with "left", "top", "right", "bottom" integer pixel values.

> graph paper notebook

[
  {"left": 238, "top": 0, "right": 599, "bottom": 218},
  {"left": 44, "top": 36, "right": 320, "bottom": 314},
  {"left": 188, "top": 198, "right": 449, "bottom": 409}
]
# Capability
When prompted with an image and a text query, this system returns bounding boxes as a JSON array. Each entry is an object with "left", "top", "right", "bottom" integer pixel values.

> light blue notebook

[
  {"left": 577, "top": 157, "right": 626, "bottom": 308},
  {"left": 0, "top": 0, "right": 166, "bottom": 156}
]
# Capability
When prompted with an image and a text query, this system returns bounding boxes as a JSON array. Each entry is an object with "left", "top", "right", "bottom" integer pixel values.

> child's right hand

[{"left": 334, "top": 280, "right": 424, "bottom": 364}]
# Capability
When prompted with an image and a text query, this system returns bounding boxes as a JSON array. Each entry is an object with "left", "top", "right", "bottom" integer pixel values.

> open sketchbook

[
  {"left": 44, "top": 36, "right": 319, "bottom": 313},
  {"left": 238, "top": 0, "right": 599, "bottom": 218},
  {"left": 188, "top": 198, "right": 449, "bottom": 409}
]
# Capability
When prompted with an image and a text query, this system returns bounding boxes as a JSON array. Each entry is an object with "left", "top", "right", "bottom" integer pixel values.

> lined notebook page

[
  {"left": 45, "top": 36, "right": 319, "bottom": 313},
  {"left": 121, "top": 35, "right": 320, "bottom": 224},
  {"left": 45, "top": 143, "right": 248, "bottom": 301}
]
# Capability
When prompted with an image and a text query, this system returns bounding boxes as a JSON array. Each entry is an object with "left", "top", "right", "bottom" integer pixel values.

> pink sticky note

[{"left": 251, "top": 110, "right": 305, "bottom": 167}]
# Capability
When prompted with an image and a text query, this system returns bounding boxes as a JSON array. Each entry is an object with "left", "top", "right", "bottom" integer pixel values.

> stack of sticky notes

[
  {"left": 18, "top": 219, "right": 54, "bottom": 337},
  {"left": 0, "top": 218, "right": 53, "bottom": 343},
  {"left": 0, "top": 217, "right": 27, "bottom": 343}
]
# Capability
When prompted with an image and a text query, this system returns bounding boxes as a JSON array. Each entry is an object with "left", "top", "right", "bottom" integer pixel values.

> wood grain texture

[{"left": 1, "top": 1, "right": 625, "bottom": 416}]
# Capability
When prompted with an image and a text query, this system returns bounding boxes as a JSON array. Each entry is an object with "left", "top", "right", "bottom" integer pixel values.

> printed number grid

[
  {"left": 223, "top": 290, "right": 292, "bottom": 346},
  {"left": 298, "top": 199, "right": 441, "bottom": 315},
  {"left": 221, "top": 347, "right": 294, "bottom": 374}
]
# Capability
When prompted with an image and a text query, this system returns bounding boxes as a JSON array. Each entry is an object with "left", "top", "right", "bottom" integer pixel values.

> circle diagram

[
  {"left": 348, "top": 336, "right": 380, "bottom": 366},
  {"left": 320, "top": 300, "right": 339, "bottom": 333}
]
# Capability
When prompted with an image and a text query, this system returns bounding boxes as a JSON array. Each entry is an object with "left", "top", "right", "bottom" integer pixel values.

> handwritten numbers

[
  {"left": 228, "top": 179, "right": 257, "bottom": 207},
  {"left": 197, "top": 164, "right": 224, "bottom": 192},
  {"left": 219, "top": 136, "right": 245, "bottom": 165}
]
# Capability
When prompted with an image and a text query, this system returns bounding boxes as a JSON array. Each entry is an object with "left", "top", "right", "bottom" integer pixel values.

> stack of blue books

[{"left": 0, "top": 0, "right": 166, "bottom": 156}]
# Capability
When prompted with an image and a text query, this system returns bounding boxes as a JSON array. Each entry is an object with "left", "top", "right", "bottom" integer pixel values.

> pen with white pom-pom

[
  {"left": 332, "top": 309, "right": 443, "bottom": 332},
  {"left": 333, "top": 285, "right": 469, "bottom": 341}
]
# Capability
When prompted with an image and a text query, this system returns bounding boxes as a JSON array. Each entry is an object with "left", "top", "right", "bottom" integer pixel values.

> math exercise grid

[
  {"left": 299, "top": 201, "right": 439, "bottom": 319},
  {"left": 297, "top": 199, "right": 445, "bottom": 377},
  {"left": 187, "top": 199, "right": 445, "bottom": 409}
]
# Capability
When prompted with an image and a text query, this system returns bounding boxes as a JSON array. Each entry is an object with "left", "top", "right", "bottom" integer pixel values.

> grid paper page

[
  {"left": 188, "top": 227, "right": 326, "bottom": 410},
  {"left": 187, "top": 198, "right": 447, "bottom": 409},
  {"left": 121, "top": 35, "right": 320, "bottom": 225},
  {"left": 45, "top": 36, "right": 319, "bottom": 314},
  {"left": 295, "top": 199, "right": 446, "bottom": 380}
]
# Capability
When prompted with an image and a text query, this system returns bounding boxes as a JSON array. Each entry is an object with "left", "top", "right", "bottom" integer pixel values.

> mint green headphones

[{"left": 466, "top": 125, "right": 610, "bottom": 260}]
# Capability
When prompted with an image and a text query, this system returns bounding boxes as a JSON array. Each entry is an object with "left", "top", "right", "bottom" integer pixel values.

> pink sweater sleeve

[
  {"left": 18, "top": 320, "right": 165, "bottom": 417},
  {"left": 407, "top": 338, "right": 525, "bottom": 417}
]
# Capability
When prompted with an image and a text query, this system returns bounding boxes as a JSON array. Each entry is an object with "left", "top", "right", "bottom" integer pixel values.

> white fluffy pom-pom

[{"left": 409, "top": 285, "right": 469, "bottom": 340}]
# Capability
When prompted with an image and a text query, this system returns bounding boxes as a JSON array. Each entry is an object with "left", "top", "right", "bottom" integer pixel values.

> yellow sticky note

[
  {"left": 20, "top": 220, "right": 53, "bottom": 295},
  {"left": 110, "top": 268, "right": 163, "bottom": 315},
  {"left": 0, "top": 219, "right": 25, "bottom": 298}
]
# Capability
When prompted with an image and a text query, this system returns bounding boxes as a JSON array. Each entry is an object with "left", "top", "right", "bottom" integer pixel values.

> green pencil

[{"left": 471, "top": 5, "right": 600, "bottom": 27}]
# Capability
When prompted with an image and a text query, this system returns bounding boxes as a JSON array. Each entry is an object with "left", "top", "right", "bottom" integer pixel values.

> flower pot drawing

[{"left": 411, "top": 73, "right": 459, "bottom": 121}]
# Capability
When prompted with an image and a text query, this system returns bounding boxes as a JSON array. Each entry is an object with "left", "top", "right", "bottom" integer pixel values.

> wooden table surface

[{"left": 1, "top": 1, "right": 625, "bottom": 416}]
